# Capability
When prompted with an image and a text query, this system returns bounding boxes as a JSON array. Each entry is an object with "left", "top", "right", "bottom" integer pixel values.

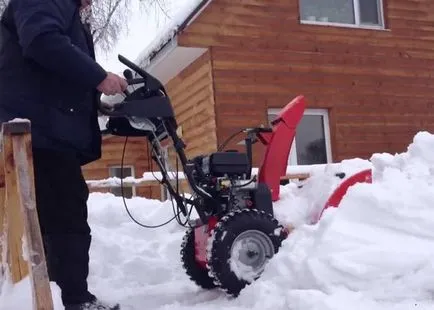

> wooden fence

[
  {"left": 86, "top": 171, "right": 312, "bottom": 197},
  {"left": 0, "top": 120, "right": 53, "bottom": 310}
]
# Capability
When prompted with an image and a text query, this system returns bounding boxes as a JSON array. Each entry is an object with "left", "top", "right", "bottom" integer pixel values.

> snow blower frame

[{"left": 99, "top": 55, "right": 304, "bottom": 296}]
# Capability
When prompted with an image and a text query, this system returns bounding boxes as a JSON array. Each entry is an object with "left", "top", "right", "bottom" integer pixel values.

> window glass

[
  {"left": 359, "top": 0, "right": 381, "bottom": 25},
  {"left": 109, "top": 166, "right": 134, "bottom": 198},
  {"left": 110, "top": 167, "right": 133, "bottom": 178},
  {"left": 299, "top": 0, "right": 355, "bottom": 24},
  {"left": 267, "top": 111, "right": 329, "bottom": 165},
  {"left": 295, "top": 115, "right": 328, "bottom": 165}
]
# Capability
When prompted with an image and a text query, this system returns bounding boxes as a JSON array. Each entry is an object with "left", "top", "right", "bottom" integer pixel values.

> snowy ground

[{"left": 3, "top": 132, "right": 434, "bottom": 309}]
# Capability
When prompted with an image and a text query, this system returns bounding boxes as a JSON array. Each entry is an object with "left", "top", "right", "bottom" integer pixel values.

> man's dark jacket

[{"left": 0, "top": 0, "right": 107, "bottom": 165}]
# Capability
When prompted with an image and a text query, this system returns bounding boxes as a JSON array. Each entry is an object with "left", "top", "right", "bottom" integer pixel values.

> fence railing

[
  {"left": 85, "top": 164, "right": 343, "bottom": 190},
  {"left": 85, "top": 163, "right": 356, "bottom": 203}
]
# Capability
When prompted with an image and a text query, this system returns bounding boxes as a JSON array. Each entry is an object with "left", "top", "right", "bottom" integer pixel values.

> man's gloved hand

[{"left": 97, "top": 72, "right": 128, "bottom": 96}]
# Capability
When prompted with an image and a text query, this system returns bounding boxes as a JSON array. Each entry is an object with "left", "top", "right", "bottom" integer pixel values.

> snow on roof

[{"left": 135, "top": 0, "right": 209, "bottom": 68}]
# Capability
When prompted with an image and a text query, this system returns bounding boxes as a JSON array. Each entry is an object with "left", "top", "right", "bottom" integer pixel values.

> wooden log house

[{"left": 83, "top": 0, "right": 434, "bottom": 199}]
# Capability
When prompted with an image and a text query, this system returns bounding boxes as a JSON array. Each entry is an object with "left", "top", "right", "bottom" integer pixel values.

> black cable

[
  {"left": 173, "top": 152, "right": 190, "bottom": 226},
  {"left": 119, "top": 136, "right": 180, "bottom": 228},
  {"left": 149, "top": 141, "right": 192, "bottom": 227},
  {"left": 217, "top": 128, "right": 245, "bottom": 151},
  {"left": 146, "top": 140, "right": 183, "bottom": 224}
]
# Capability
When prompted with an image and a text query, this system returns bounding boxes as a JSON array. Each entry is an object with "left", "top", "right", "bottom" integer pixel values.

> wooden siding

[
  {"left": 164, "top": 49, "right": 218, "bottom": 164},
  {"left": 177, "top": 0, "right": 434, "bottom": 163},
  {"left": 82, "top": 135, "right": 161, "bottom": 199}
]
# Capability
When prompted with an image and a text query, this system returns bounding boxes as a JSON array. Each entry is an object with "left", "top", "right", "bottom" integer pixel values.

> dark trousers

[{"left": 33, "top": 148, "right": 95, "bottom": 305}]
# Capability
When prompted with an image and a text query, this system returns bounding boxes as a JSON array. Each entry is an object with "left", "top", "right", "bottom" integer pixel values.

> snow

[
  {"left": 229, "top": 238, "right": 264, "bottom": 284},
  {"left": 3, "top": 131, "right": 434, "bottom": 309},
  {"left": 8, "top": 118, "right": 29, "bottom": 123},
  {"left": 134, "top": 0, "right": 207, "bottom": 68}
]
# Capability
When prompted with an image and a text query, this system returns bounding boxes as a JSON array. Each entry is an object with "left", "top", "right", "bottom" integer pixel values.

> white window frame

[
  {"left": 268, "top": 108, "right": 333, "bottom": 166},
  {"left": 299, "top": 0, "right": 386, "bottom": 30},
  {"left": 108, "top": 165, "right": 137, "bottom": 197}
]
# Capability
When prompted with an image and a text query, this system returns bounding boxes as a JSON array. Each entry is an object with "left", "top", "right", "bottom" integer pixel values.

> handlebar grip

[
  {"left": 118, "top": 55, "right": 149, "bottom": 80},
  {"left": 123, "top": 78, "right": 145, "bottom": 97},
  {"left": 127, "top": 78, "right": 146, "bottom": 85}
]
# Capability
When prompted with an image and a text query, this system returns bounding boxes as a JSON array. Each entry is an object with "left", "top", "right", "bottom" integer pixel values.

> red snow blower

[{"left": 99, "top": 55, "right": 306, "bottom": 297}]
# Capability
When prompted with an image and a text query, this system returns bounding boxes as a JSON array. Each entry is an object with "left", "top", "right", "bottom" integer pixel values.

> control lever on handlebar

[
  {"left": 123, "top": 69, "right": 132, "bottom": 97},
  {"left": 127, "top": 78, "right": 146, "bottom": 85},
  {"left": 119, "top": 55, "right": 149, "bottom": 81},
  {"left": 122, "top": 69, "right": 146, "bottom": 97},
  {"left": 123, "top": 69, "right": 133, "bottom": 80},
  {"left": 118, "top": 54, "right": 168, "bottom": 97}
]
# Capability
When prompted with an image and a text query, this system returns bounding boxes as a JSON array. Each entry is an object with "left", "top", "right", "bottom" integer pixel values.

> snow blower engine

[{"left": 99, "top": 55, "right": 290, "bottom": 297}]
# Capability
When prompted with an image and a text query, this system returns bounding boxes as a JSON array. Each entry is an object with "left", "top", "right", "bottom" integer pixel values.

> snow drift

[{"left": 2, "top": 132, "right": 434, "bottom": 310}]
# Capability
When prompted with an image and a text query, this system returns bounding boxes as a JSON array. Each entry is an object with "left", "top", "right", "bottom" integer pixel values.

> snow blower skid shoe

[{"left": 98, "top": 54, "right": 290, "bottom": 298}]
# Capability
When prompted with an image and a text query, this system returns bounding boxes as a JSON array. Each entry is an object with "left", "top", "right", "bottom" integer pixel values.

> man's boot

[
  {"left": 64, "top": 295, "right": 120, "bottom": 310},
  {"left": 44, "top": 233, "right": 120, "bottom": 309}
]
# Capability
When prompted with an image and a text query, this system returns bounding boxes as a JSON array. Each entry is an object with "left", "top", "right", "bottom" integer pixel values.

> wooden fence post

[{"left": 0, "top": 120, "right": 53, "bottom": 310}]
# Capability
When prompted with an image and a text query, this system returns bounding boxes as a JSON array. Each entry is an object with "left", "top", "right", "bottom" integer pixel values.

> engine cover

[{"left": 202, "top": 152, "right": 250, "bottom": 177}]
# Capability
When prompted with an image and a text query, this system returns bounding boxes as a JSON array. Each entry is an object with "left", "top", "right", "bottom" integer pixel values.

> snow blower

[{"left": 99, "top": 55, "right": 298, "bottom": 297}]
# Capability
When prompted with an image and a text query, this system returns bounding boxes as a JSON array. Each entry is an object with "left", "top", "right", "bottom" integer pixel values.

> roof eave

[{"left": 142, "top": 0, "right": 213, "bottom": 69}]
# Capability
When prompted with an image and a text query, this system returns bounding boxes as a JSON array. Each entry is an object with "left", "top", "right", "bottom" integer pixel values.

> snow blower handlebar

[
  {"left": 118, "top": 54, "right": 168, "bottom": 96},
  {"left": 99, "top": 54, "right": 284, "bottom": 226},
  {"left": 98, "top": 55, "right": 220, "bottom": 221}
]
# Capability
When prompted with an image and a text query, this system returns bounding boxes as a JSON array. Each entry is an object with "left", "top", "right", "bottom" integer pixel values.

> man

[{"left": 0, "top": 0, "right": 127, "bottom": 309}]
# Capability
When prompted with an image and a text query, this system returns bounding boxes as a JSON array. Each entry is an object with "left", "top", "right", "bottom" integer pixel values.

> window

[
  {"left": 108, "top": 165, "right": 136, "bottom": 198},
  {"left": 268, "top": 109, "right": 332, "bottom": 165},
  {"left": 299, "top": 0, "right": 384, "bottom": 28}
]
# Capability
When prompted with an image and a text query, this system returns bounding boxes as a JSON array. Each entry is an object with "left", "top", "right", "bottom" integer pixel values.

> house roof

[{"left": 135, "top": 0, "right": 212, "bottom": 69}]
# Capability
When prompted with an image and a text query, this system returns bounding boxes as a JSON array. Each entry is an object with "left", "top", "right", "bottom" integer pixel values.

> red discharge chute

[{"left": 257, "top": 95, "right": 305, "bottom": 201}]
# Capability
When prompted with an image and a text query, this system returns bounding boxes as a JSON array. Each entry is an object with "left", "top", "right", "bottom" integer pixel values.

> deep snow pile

[{"left": 3, "top": 132, "right": 434, "bottom": 309}]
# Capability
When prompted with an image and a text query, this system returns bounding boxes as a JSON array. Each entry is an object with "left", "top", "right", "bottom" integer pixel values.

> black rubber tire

[
  {"left": 206, "top": 208, "right": 287, "bottom": 297},
  {"left": 180, "top": 227, "right": 218, "bottom": 290}
]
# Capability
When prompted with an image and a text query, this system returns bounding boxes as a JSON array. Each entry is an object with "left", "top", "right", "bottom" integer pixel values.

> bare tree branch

[
  {"left": 0, "top": 0, "right": 8, "bottom": 12},
  {"left": 0, "top": 0, "right": 172, "bottom": 54},
  {"left": 89, "top": 0, "right": 172, "bottom": 56},
  {"left": 154, "top": 0, "right": 171, "bottom": 20}
]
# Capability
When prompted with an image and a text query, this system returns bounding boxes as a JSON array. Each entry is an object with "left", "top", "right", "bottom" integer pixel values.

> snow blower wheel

[
  {"left": 181, "top": 228, "right": 218, "bottom": 289},
  {"left": 206, "top": 209, "right": 286, "bottom": 297}
]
